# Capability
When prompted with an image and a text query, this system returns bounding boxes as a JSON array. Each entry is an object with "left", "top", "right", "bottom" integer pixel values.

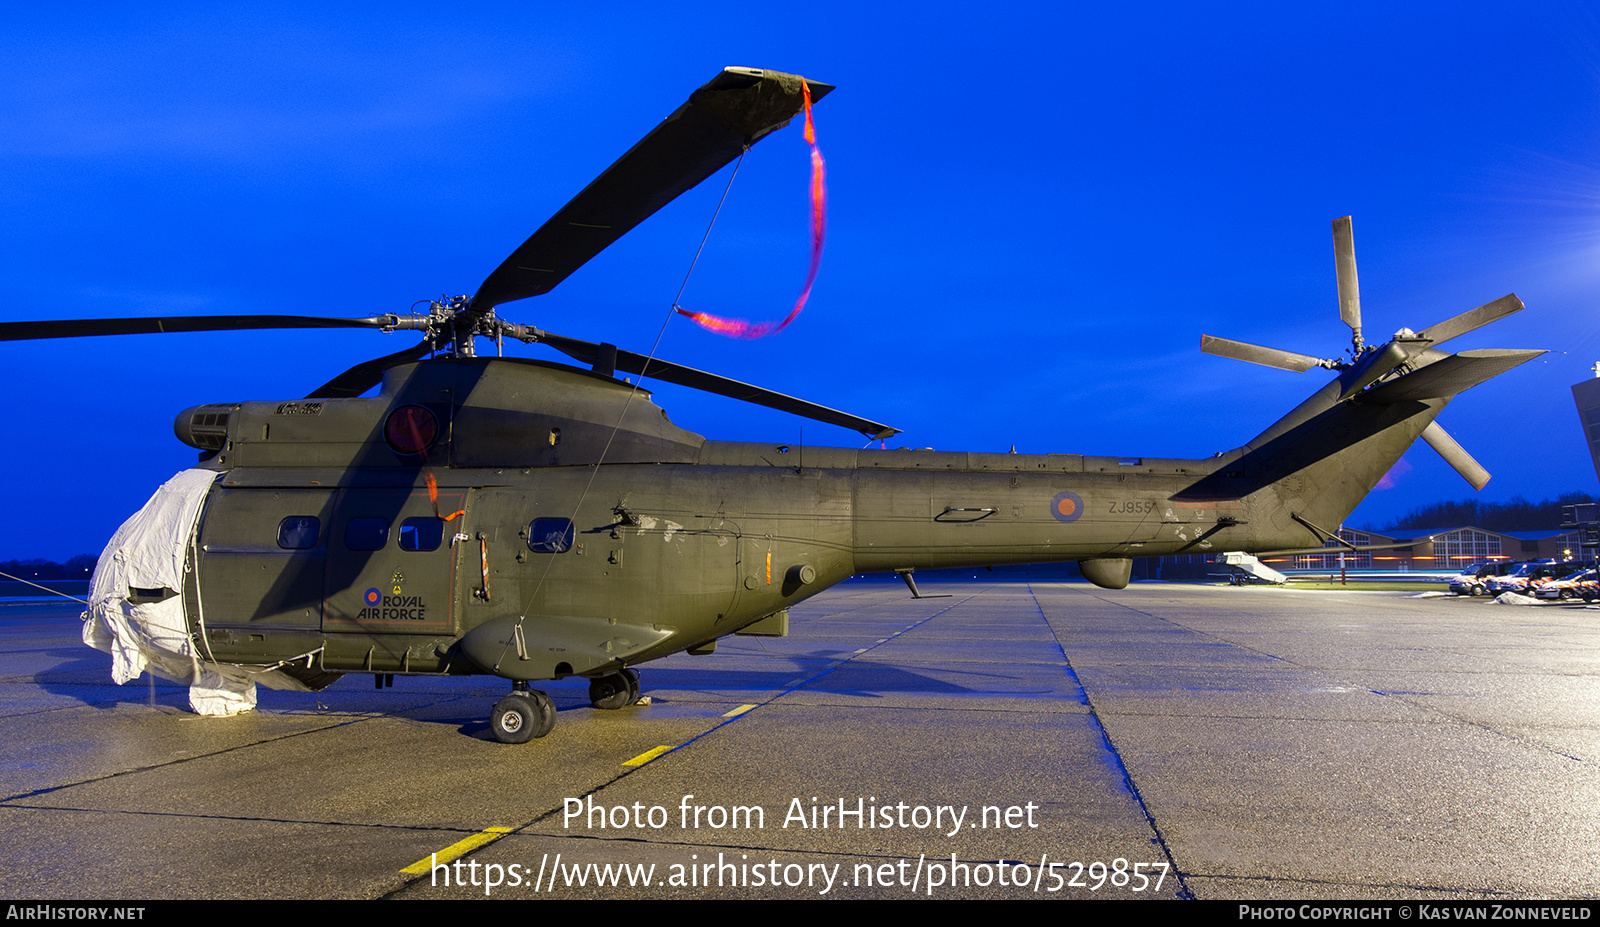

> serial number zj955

[{"left": 1107, "top": 501, "right": 1156, "bottom": 514}]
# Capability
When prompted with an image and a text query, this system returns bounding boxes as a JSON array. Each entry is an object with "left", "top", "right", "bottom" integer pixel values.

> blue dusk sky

[{"left": 4, "top": 4, "right": 1599, "bottom": 561}]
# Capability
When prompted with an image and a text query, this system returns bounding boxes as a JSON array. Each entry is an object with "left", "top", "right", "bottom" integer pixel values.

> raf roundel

[
  {"left": 1050, "top": 491, "right": 1084, "bottom": 524},
  {"left": 364, "top": 588, "right": 382, "bottom": 606}
]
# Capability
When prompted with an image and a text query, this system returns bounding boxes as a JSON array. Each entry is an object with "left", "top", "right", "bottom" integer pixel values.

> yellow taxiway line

[{"left": 401, "top": 826, "right": 514, "bottom": 874}]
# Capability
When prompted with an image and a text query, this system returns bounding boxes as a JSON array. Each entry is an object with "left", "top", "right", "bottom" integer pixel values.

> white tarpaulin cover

[{"left": 82, "top": 468, "right": 313, "bottom": 716}]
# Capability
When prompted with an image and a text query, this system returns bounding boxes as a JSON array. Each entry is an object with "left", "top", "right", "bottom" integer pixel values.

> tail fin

[
  {"left": 1181, "top": 347, "right": 1542, "bottom": 550},
  {"left": 1194, "top": 218, "right": 1541, "bottom": 551}
]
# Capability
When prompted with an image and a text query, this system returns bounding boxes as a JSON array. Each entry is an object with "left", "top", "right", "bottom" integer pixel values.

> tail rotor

[{"left": 1201, "top": 216, "right": 1530, "bottom": 488}]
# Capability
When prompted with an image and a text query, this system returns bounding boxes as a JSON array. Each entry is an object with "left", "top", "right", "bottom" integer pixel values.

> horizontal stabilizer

[{"left": 1360, "top": 349, "right": 1543, "bottom": 404}]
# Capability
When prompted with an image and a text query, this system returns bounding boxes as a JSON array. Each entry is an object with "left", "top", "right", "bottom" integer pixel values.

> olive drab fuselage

[
  {"left": 176, "top": 352, "right": 1449, "bottom": 686},
  {"left": 17, "top": 67, "right": 1539, "bottom": 744}
]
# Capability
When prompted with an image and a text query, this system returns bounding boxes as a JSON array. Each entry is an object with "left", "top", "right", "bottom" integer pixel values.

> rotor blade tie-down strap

[{"left": 677, "top": 78, "right": 825, "bottom": 339}]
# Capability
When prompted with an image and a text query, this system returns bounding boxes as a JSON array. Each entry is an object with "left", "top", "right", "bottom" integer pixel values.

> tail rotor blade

[
  {"left": 1416, "top": 294, "right": 1525, "bottom": 347},
  {"left": 1421, "top": 421, "right": 1491, "bottom": 490},
  {"left": 1201, "top": 335, "right": 1332, "bottom": 373},
  {"left": 1332, "top": 216, "right": 1362, "bottom": 349}
]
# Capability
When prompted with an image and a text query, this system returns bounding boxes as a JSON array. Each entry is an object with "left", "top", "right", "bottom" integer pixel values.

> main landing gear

[
  {"left": 490, "top": 682, "right": 555, "bottom": 744},
  {"left": 488, "top": 670, "right": 643, "bottom": 743},
  {"left": 588, "top": 668, "right": 640, "bottom": 710}
]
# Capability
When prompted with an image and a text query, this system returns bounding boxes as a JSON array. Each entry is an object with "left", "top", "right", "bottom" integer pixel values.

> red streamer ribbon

[
  {"left": 676, "top": 79, "right": 825, "bottom": 339},
  {"left": 425, "top": 470, "right": 465, "bottom": 523},
  {"left": 403, "top": 413, "right": 465, "bottom": 522}
]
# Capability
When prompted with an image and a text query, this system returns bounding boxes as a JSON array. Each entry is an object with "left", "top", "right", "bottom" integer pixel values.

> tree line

[
  {"left": 0, "top": 555, "right": 98, "bottom": 581},
  {"left": 1370, "top": 492, "right": 1595, "bottom": 533}
]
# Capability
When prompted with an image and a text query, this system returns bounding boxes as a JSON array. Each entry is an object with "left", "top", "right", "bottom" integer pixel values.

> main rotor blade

[
  {"left": 0, "top": 315, "right": 396, "bottom": 342},
  {"left": 1201, "top": 334, "right": 1331, "bottom": 372},
  {"left": 306, "top": 339, "right": 435, "bottom": 399},
  {"left": 1333, "top": 216, "right": 1362, "bottom": 345},
  {"left": 1421, "top": 421, "right": 1491, "bottom": 490},
  {"left": 470, "top": 68, "right": 834, "bottom": 314},
  {"left": 1415, "top": 294, "right": 1525, "bottom": 347},
  {"left": 538, "top": 332, "right": 899, "bottom": 440}
]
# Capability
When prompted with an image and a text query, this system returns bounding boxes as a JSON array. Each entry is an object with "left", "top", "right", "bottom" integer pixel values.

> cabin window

[
  {"left": 277, "top": 516, "right": 320, "bottom": 550},
  {"left": 527, "top": 518, "right": 574, "bottom": 553},
  {"left": 400, "top": 517, "right": 444, "bottom": 552},
  {"left": 345, "top": 517, "right": 389, "bottom": 551}
]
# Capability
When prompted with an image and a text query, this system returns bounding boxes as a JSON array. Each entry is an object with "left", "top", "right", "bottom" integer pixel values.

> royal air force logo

[{"left": 359, "top": 586, "right": 426, "bottom": 621}]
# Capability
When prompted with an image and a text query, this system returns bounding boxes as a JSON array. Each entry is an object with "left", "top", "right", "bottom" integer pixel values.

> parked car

[
  {"left": 1534, "top": 567, "right": 1599, "bottom": 601},
  {"left": 1491, "top": 560, "right": 1577, "bottom": 597},
  {"left": 1449, "top": 561, "right": 1516, "bottom": 596}
]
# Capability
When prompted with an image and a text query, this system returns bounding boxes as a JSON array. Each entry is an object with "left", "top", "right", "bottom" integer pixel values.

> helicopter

[{"left": 4, "top": 67, "right": 1541, "bottom": 743}]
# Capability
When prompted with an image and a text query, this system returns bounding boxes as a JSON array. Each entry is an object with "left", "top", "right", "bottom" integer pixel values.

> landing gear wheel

[
  {"left": 527, "top": 689, "right": 556, "bottom": 738},
  {"left": 491, "top": 690, "right": 555, "bottom": 743},
  {"left": 491, "top": 695, "right": 535, "bottom": 744},
  {"left": 589, "top": 669, "right": 640, "bottom": 710}
]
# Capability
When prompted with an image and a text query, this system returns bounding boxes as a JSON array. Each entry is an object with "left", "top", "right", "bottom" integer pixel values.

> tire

[
  {"left": 491, "top": 695, "right": 536, "bottom": 744},
  {"left": 527, "top": 690, "right": 556, "bottom": 738},
  {"left": 1469, "top": 585, "right": 1484, "bottom": 597},
  {"left": 491, "top": 691, "right": 555, "bottom": 742},
  {"left": 589, "top": 673, "right": 632, "bottom": 710}
]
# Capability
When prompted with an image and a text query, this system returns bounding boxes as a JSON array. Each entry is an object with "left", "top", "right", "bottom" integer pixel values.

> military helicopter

[{"left": 4, "top": 68, "right": 1541, "bottom": 743}]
